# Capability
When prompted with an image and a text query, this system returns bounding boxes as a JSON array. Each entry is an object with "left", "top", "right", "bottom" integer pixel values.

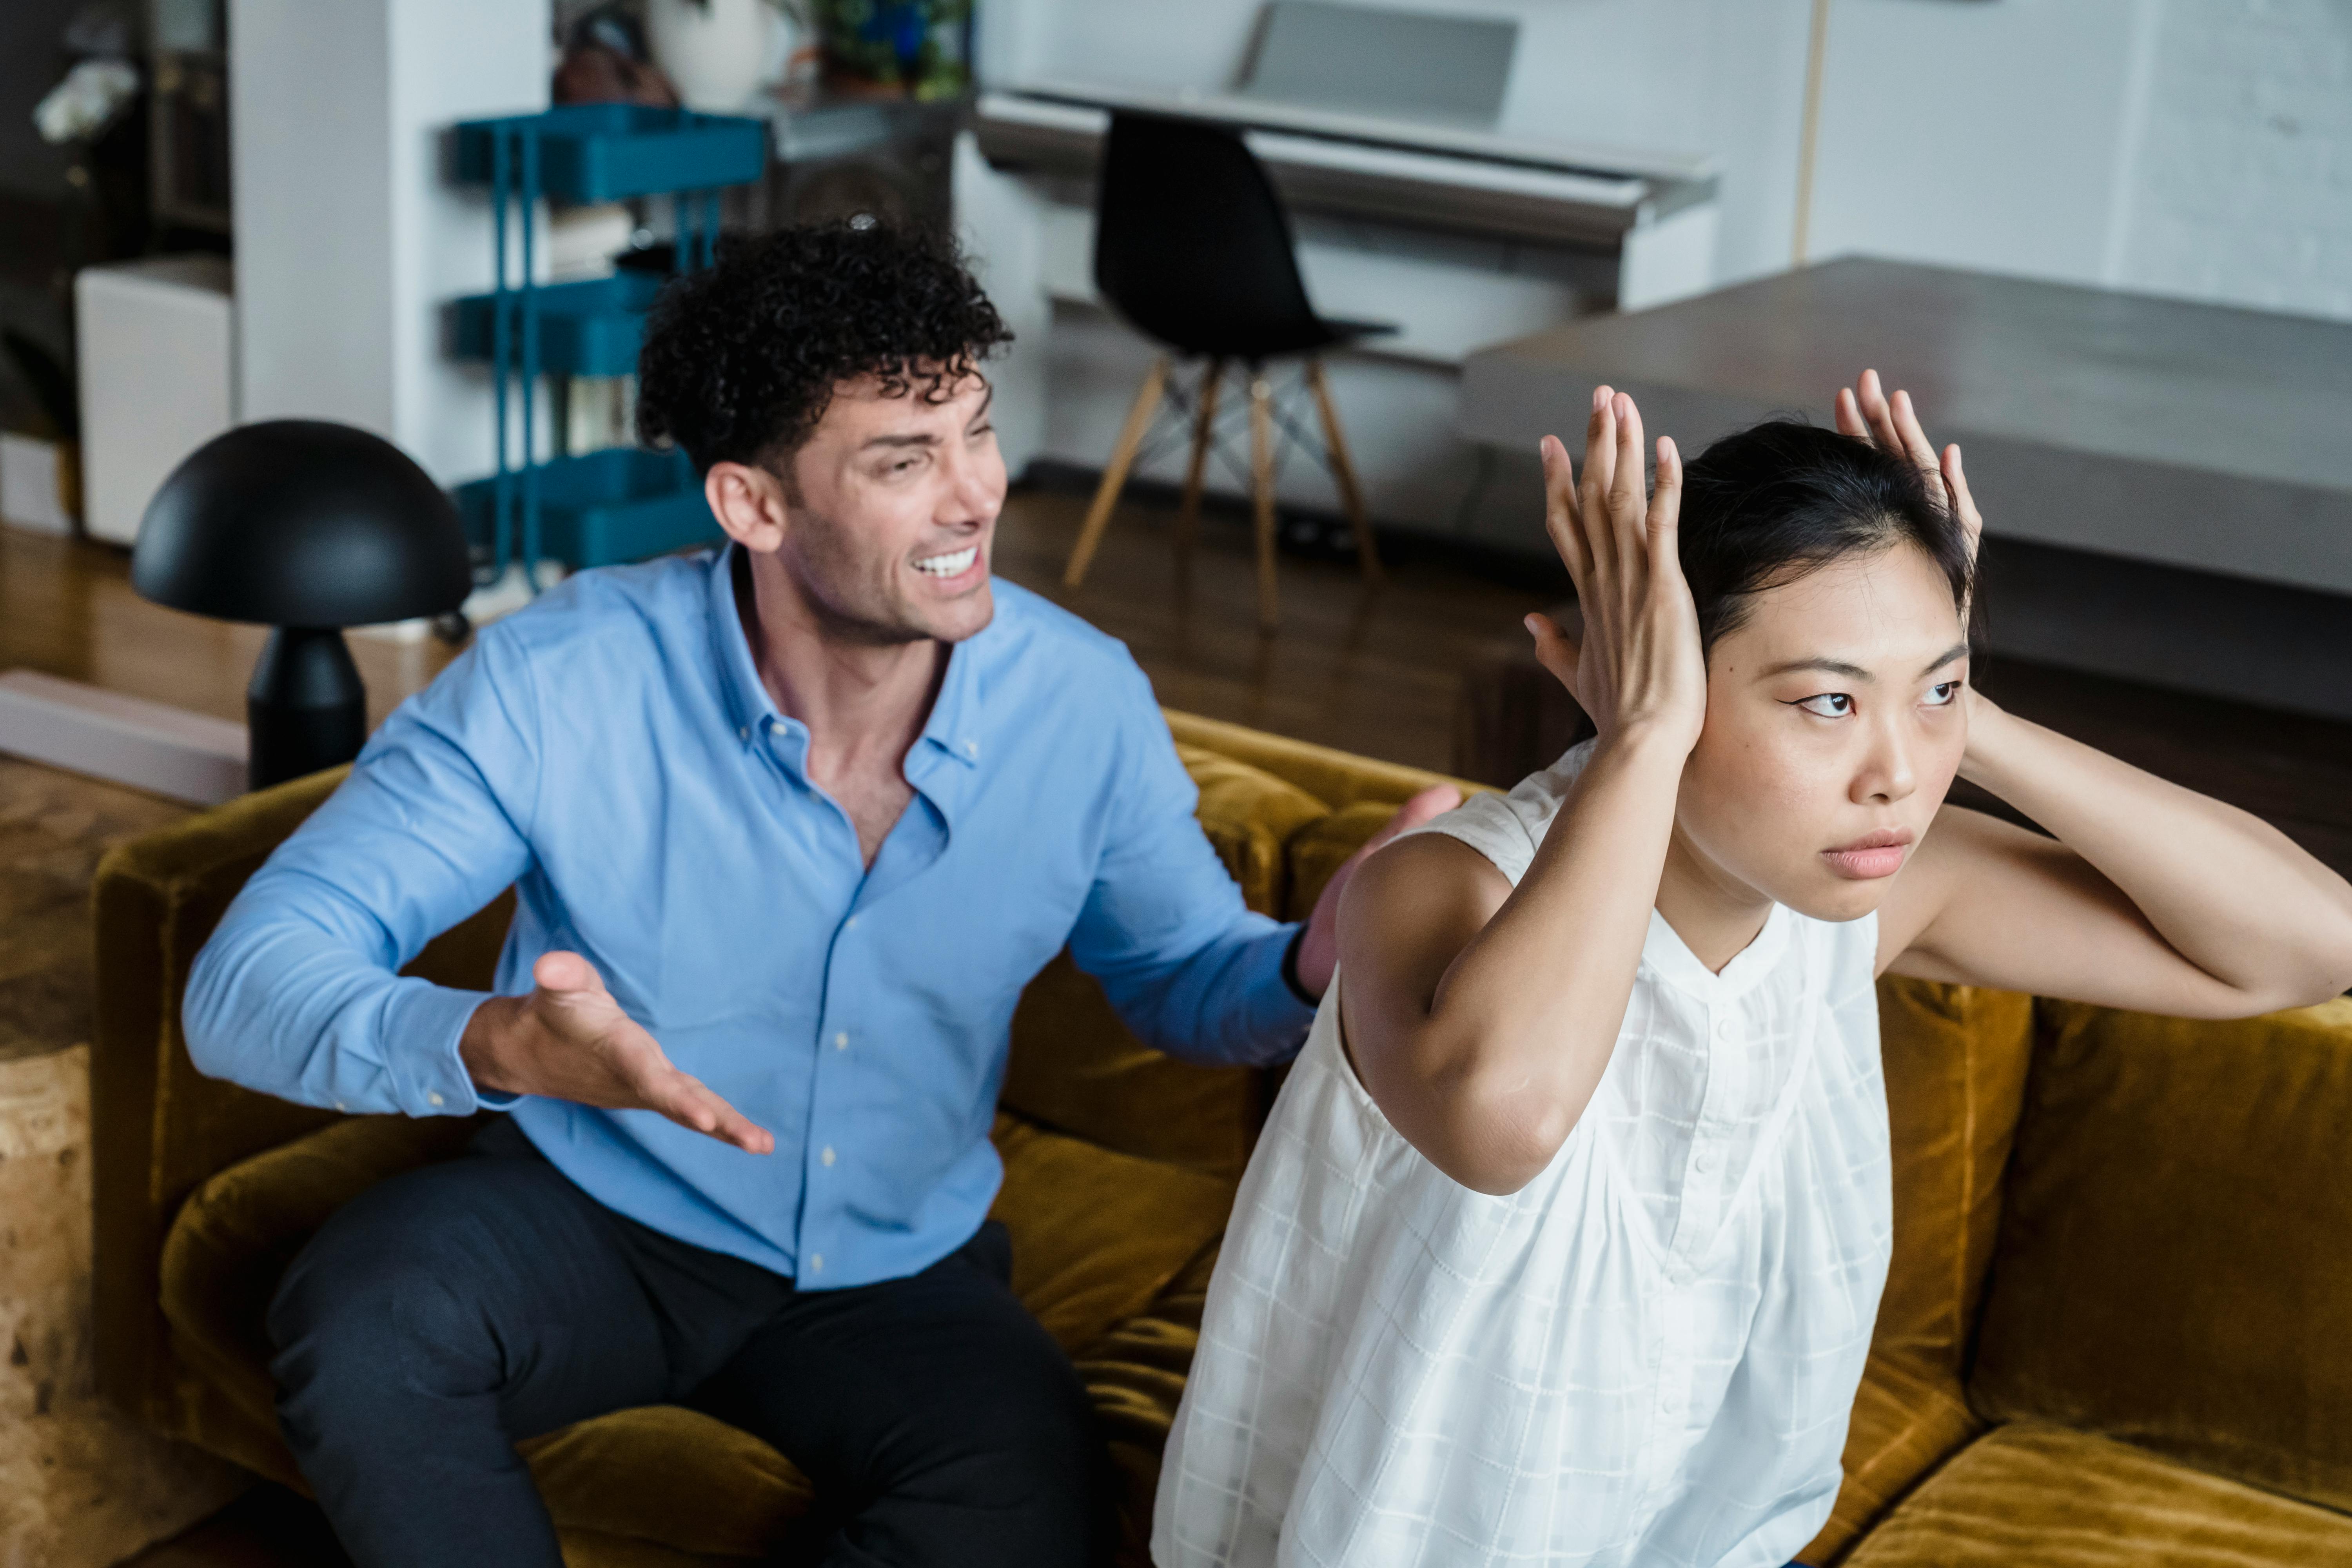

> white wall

[
  {"left": 1807, "top": 0, "right": 2154, "bottom": 284},
  {"left": 976, "top": 0, "right": 2352, "bottom": 548},
  {"left": 232, "top": 0, "right": 398, "bottom": 435},
  {"left": 983, "top": 0, "right": 2352, "bottom": 321},
  {"left": 2107, "top": 0, "right": 2352, "bottom": 320},
  {"left": 1808, "top": 0, "right": 2352, "bottom": 322},
  {"left": 232, "top": 0, "right": 549, "bottom": 485},
  {"left": 979, "top": 0, "right": 1812, "bottom": 289}
]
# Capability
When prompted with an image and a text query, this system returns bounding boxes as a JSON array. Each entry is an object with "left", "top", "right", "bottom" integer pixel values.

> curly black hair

[{"left": 635, "top": 220, "right": 1012, "bottom": 475}]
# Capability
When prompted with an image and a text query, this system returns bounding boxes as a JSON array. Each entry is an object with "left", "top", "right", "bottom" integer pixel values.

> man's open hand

[
  {"left": 1294, "top": 785, "right": 1464, "bottom": 998},
  {"left": 459, "top": 951, "right": 775, "bottom": 1154}
]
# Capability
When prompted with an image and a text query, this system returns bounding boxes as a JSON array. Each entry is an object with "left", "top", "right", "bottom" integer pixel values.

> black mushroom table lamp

[{"left": 132, "top": 420, "right": 473, "bottom": 790}]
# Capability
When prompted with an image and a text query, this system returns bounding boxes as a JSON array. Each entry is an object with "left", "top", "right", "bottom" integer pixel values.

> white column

[{"left": 230, "top": 0, "right": 550, "bottom": 485}]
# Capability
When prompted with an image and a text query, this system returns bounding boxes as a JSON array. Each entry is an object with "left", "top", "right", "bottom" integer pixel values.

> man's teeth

[{"left": 913, "top": 546, "right": 979, "bottom": 578}]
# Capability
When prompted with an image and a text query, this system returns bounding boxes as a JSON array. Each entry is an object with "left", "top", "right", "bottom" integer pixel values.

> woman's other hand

[
  {"left": 1836, "top": 368, "right": 1983, "bottom": 565},
  {"left": 1528, "top": 387, "right": 1705, "bottom": 757}
]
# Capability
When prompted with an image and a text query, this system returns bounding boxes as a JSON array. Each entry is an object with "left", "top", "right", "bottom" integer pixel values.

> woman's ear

[{"left": 704, "top": 460, "right": 792, "bottom": 554}]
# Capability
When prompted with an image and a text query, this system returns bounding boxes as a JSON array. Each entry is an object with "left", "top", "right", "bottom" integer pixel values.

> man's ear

[{"left": 705, "top": 460, "right": 792, "bottom": 553}]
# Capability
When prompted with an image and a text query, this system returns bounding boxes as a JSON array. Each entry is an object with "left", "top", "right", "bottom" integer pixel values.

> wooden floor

[
  {"left": 10, "top": 483, "right": 2352, "bottom": 1567},
  {"left": 9, "top": 486, "right": 2351, "bottom": 866},
  {"left": 0, "top": 487, "right": 1559, "bottom": 774}
]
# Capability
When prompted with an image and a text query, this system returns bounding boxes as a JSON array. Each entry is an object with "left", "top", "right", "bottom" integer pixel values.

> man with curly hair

[{"left": 182, "top": 220, "right": 1454, "bottom": 1567}]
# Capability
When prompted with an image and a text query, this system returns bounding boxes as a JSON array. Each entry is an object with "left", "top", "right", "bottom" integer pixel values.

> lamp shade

[{"left": 132, "top": 420, "right": 472, "bottom": 627}]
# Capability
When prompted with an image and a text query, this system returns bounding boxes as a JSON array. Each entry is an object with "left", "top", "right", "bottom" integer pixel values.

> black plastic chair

[{"left": 1062, "top": 111, "right": 1392, "bottom": 629}]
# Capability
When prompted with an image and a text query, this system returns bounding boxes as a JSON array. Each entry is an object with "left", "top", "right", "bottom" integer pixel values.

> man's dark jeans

[{"left": 266, "top": 1120, "right": 1112, "bottom": 1568}]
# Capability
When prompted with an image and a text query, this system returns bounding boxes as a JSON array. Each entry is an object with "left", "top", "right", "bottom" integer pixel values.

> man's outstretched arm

[
  {"left": 1067, "top": 670, "right": 1456, "bottom": 1067},
  {"left": 182, "top": 632, "right": 544, "bottom": 1116}
]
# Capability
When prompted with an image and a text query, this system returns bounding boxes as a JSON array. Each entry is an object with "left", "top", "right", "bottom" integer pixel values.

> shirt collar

[
  {"left": 705, "top": 543, "right": 989, "bottom": 769},
  {"left": 708, "top": 544, "right": 776, "bottom": 746}
]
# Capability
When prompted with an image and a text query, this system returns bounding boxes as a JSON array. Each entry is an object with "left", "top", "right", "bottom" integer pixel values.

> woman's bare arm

[
  {"left": 1339, "top": 730, "right": 1693, "bottom": 1193},
  {"left": 1337, "top": 388, "right": 1705, "bottom": 1195},
  {"left": 1831, "top": 369, "right": 2352, "bottom": 1013},
  {"left": 1879, "top": 699, "right": 2352, "bottom": 1014}
]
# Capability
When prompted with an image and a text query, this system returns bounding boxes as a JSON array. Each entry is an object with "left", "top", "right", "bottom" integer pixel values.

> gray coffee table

[{"left": 1455, "top": 260, "right": 2352, "bottom": 719}]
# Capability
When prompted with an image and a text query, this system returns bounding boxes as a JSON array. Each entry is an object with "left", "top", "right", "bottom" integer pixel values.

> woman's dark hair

[
  {"left": 1677, "top": 419, "right": 1975, "bottom": 652},
  {"left": 635, "top": 220, "right": 1013, "bottom": 475}
]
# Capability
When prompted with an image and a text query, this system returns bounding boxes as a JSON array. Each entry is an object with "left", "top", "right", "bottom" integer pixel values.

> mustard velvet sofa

[{"left": 89, "top": 711, "right": 2352, "bottom": 1566}]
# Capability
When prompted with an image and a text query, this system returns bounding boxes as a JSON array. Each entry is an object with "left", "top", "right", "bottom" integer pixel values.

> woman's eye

[
  {"left": 1796, "top": 693, "right": 1853, "bottom": 718},
  {"left": 1923, "top": 681, "right": 1961, "bottom": 707}
]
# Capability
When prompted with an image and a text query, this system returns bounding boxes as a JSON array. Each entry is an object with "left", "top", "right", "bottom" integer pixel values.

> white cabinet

[{"left": 74, "top": 255, "right": 236, "bottom": 547}]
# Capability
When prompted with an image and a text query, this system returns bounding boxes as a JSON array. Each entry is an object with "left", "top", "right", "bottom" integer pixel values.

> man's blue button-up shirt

[{"left": 184, "top": 548, "right": 1314, "bottom": 1287}]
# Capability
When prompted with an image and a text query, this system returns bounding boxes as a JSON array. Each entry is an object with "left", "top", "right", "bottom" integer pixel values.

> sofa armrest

[{"left": 89, "top": 764, "right": 512, "bottom": 1438}]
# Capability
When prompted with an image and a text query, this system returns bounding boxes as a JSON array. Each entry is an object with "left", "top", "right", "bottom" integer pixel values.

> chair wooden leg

[
  {"left": 1248, "top": 372, "right": 1281, "bottom": 632},
  {"left": 1063, "top": 357, "right": 1169, "bottom": 591},
  {"left": 1307, "top": 358, "right": 1381, "bottom": 584},
  {"left": 1176, "top": 358, "right": 1225, "bottom": 564}
]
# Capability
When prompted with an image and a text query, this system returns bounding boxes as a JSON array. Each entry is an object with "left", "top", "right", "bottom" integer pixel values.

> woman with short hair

[{"left": 1154, "top": 374, "right": 2352, "bottom": 1568}]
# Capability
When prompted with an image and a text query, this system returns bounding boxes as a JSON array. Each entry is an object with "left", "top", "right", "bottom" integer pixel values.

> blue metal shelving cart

[{"left": 448, "top": 104, "right": 766, "bottom": 584}]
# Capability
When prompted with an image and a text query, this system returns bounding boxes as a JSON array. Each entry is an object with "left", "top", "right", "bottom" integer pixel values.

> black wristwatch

[{"left": 1280, "top": 926, "right": 1317, "bottom": 1006}]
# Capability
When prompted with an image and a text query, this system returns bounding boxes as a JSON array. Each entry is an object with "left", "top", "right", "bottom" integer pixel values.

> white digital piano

[{"left": 956, "top": 0, "right": 1721, "bottom": 540}]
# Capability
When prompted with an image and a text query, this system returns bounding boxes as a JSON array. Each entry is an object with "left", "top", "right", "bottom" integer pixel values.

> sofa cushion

[
  {"left": 987, "top": 1111, "right": 1238, "bottom": 1356},
  {"left": 1970, "top": 998, "right": 2352, "bottom": 1516},
  {"left": 519, "top": 1405, "right": 810, "bottom": 1561},
  {"left": 160, "top": 1112, "right": 481, "bottom": 1451},
  {"left": 1078, "top": 1238, "right": 1222, "bottom": 1568},
  {"left": 1172, "top": 741, "right": 1330, "bottom": 914},
  {"left": 1281, "top": 800, "right": 1397, "bottom": 921},
  {"left": 1000, "top": 954, "right": 1265, "bottom": 1181},
  {"left": 160, "top": 1105, "right": 1233, "bottom": 1559},
  {"left": 1840, "top": 1423, "right": 2352, "bottom": 1567},
  {"left": 1869, "top": 978, "right": 2036, "bottom": 1383},
  {"left": 1798, "top": 1347, "right": 1985, "bottom": 1566},
  {"left": 1789, "top": 978, "right": 2033, "bottom": 1564}
]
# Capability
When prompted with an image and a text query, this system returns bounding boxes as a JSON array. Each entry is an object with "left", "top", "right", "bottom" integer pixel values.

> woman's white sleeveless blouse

[{"left": 1154, "top": 741, "right": 1893, "bottom": 1568}]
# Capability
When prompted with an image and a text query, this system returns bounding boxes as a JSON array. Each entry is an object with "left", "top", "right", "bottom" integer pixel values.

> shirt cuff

[
  {"left": 380, "top": 979, "right": 519, "bottom": 1114},
  {"left": 1243, "top": 922, "right": 1316, "bottom": 1059}
]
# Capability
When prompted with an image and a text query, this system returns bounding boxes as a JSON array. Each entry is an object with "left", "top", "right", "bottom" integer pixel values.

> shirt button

[
  {"left": 738, "top": 726, "right": 749, "bottom": 740},
  {"left": 1715, "top": 1017, "right": 1732, "bottom": 1040},
  {"left": 843, "top": 915, "right": 857, "bottom": 930},
  {"left": 808, "top": 1254, "right": 824, "bottom": 1274},
  {"left": 964, "top": 739, "right": 978, "bottom": 757},
  {"left": 1694, "top": 1149, "right": 1717, "bottom": 1173},
  {"left": 821, "top": 1146, "right": 837, "bottom": 1167},
  {"left": 334, "top": 1100, "right": 348, "bottom": 1113},
  {"left": 834, "top": 1031, "right": 849, "bottom": 1051},
  {"left": 426, "top": 1091, "right": 445, "bottom": 1108}
]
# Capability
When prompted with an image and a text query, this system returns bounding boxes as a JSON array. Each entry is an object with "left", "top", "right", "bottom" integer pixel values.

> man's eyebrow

[{"left": 858, "top": 388, "right": 993, "bottom": 450}]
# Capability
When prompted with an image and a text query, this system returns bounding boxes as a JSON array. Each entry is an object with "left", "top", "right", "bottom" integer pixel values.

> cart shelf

[
  {"left": 448, "top": 103, "right": 761, "bottom": 581},
  {"left": 453, "top": 104, "right": 764, "bottom": 204},
  {"left": 451, "top": 270, "right": 666, "bottom": 379},
  {"left": 454, "top": 448, "right": 719, "bottom": 572}
]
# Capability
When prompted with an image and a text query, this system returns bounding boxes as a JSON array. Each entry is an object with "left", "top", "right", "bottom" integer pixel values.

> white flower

[{"left": 34, "top": 59, "right": 140, "bottom": 146}]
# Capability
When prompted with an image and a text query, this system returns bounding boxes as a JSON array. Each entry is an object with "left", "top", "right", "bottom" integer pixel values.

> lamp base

[{"left": 247, "top": 626, "right": 367, "bottom": 790}]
